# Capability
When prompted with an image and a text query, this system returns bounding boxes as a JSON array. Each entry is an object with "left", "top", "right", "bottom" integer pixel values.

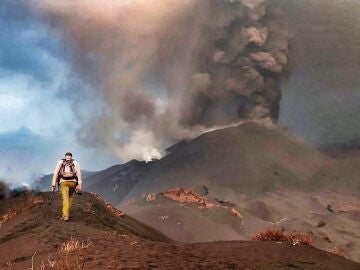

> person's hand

[
  {"left": 76, "top": 185, "right": 82, "bottom": 192},
  {"left": 52, "top": 185, "right": 57, "bottom": 192}
]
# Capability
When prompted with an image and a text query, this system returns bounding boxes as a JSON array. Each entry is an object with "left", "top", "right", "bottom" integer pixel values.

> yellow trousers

[{"left": 60, "top": 181, "right": 77, "bottom": 218}]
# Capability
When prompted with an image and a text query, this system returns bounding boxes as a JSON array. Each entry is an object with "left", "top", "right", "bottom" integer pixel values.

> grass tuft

[
  {"left": 57, "top": 237, "right": 92, "bottom": 270},
  {"left": 30, "top": 237, "right": 92, "bottom": 269},
  {"left": 59, "top": 237, "right": 92, "bottom": 254}
]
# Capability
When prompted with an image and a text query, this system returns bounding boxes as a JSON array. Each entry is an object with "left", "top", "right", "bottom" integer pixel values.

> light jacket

[{"left": 52, "top": 159, "right": 82, "bottom": 187}]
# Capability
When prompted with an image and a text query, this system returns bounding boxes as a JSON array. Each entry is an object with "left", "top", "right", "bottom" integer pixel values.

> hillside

[
  {"left": 1, "top": 192, "right": 359, "bottom": 270},
  {"left": 83, "top": 121, "right": 360, "bottom": 262},
  {"left": 86, "top": 121, "right": 360, "bottom": 206},
  {"left": 131, "top": 121, "right": 334, "bottom": 196},
  {"left": 85, "top": 160, "right": 147, "bottom": 206},
  {"left": 87, "top": 121, "right": 339, "bottom": 204}
]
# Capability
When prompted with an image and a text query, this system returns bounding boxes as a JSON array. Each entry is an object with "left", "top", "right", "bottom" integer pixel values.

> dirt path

[{"left": 1, "top": 192, "right": 359, "bottom": 270}]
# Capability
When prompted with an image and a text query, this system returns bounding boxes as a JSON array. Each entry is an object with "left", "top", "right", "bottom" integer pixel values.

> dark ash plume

[{"left": 32, "top": 0, "right": 290, "bottom": 161}]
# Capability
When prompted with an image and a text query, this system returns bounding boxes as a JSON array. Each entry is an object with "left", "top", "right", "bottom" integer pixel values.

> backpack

[{"left": 59, "top": 159, "right": 77, "bottom": 180}]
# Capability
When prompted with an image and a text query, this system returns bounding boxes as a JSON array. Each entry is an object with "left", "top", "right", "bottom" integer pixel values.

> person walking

[{"left": 52, "top": 152, "right": 82, "bottom": 221}]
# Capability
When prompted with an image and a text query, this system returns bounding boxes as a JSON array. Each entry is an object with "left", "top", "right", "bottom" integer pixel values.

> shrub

[
  {"left": 0, "top": 181, "right": 8, "bottom": 201},
  {"left": 252, "top": 228, "right": 314, "bottom": 246},
  {"left": 10, "top": 185, "right": 31, "bottom": 198}
]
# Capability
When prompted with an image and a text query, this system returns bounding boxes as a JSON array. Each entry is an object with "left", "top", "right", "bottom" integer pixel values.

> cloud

[
  {"left": 0, "top": 127, "right": 118, "bottom": 186},
  {"left": 0, "top": 1, "right": 117, "bottom": 184},
  {"left": 0, "top": 1, "right": 61, "bottom": 82},
  {"left": 0, "top": 1, "right": 74, "bottom": 136},
  {"left": 0, "top": 71, "right": 74, "bottom": 136}
]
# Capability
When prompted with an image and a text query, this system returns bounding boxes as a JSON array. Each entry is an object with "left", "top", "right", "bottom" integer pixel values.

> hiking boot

[{"left": 63, "top": 216, "right": 69, "bottom": 222}]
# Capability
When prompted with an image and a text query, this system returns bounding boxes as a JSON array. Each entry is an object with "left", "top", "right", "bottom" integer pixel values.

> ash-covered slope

[
  {"left": 86, "top": 121, "right": 360, "bottom": 204},
  {"left": 85, "top": 160, "right": 148, "bottom": 207},
  {"left": 143, "top": 121, "right": 360, "bottom": 195},
  {"left": 0, "top": 192, "right": 169, "bottom": 243},
  {"left": 122, "top": 121, "right": 335, "bottom": 201}
]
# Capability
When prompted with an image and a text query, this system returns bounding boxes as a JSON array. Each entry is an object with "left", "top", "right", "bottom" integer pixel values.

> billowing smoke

[{"left": 32, "top": 0, "right": 289, "bottom": 161}]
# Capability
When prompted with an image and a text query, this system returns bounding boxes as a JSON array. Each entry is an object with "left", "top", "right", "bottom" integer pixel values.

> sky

[
  {"left": 2, "top": 0, "right": 360, "bottom": 186},
  {"left": 0, "top": 1, "right": 118, "bottom": 185}
]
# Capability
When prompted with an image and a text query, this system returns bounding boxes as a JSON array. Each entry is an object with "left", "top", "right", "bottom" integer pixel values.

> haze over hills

[{"left": 321, "top": 138, "right": 360, "bottom": 160}]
